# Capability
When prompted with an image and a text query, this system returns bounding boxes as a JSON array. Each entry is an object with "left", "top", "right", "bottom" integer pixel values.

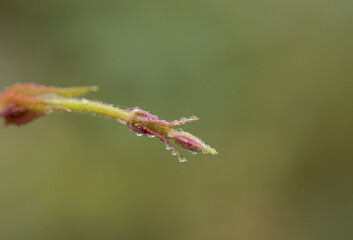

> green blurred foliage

[{"left": 0, "top": 0, "right": 352, "bottom": 239}]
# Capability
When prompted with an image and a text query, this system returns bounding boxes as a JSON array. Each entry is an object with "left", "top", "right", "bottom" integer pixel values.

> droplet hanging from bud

[{"left": 178, "top": 156, "right": 186, "bottom": 162}]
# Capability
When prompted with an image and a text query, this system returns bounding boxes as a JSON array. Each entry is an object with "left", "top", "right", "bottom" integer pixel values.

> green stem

[{"left": 47, "top": 97, "right": 132, "bottom": 122}]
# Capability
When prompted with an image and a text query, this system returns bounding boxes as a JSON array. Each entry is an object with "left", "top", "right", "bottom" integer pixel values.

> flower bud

[{"left": 0, "top": 84, "right": 97, "bottom": 126}]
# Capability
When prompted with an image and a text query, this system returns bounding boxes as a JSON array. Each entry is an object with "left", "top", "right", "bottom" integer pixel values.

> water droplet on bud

[
  {"left": 165, "top": 144, "right": 171, "bottom": 150},
  {"left": 180, "top": 117, "right": 187, "bottom": 121},
  {"left": 189, "top": 116, "right": 197, "bottom": 120},
  {"left": 192, "top": 151, "right": 197, "bottom": 155},
  {"left": 136, "top": 133, "right": 143, "bottom": 137},
  {"left": 171, "top": 151, "right": 177, "bottom": 156},
  {"left": 146, "top": 134, "right": 155, "bottom": 138},
  {"left": 178, "top": 157, "right": 186, "bottom": 162}
]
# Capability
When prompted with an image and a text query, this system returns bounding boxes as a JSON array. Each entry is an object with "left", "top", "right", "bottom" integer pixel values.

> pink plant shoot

[{"left": 0, "top": 83, "right": 218, "bottom": 162}]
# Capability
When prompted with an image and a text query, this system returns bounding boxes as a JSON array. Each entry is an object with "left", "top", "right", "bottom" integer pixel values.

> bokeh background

[{"left": 0, "top": 1, "right": 352, "bottom": 239}]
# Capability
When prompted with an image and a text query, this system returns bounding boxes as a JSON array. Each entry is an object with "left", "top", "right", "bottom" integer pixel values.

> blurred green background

[{"left": 0, "top": 1, "right": 352, "bottom": 239}]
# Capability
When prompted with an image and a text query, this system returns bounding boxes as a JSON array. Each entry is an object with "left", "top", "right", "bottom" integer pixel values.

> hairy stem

[{"left": 47, "top": 97, "right": 132, "bottom": 122}]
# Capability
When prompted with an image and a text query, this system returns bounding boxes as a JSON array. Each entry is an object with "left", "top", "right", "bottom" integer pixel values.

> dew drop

[
  {"left": 171, "top": 151, "right": 177, "bottom": 156},
  {"left": 189, "top": 116, "right": 197, "bottom": 120},
  {"left": 180, "top": 117, "right": 187, "bottom": 121},
  {"left": 192, "top": 151, "right": 197, "bottom": 155},
  {"left": 165, "top": 144, "right": 171, "bottom": 150},
  {"left": 136, "top": 133, "right": 143, "bottom": 137},
  {"left": 178, "top": 157, "right": 186, "bottom": 162}
]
